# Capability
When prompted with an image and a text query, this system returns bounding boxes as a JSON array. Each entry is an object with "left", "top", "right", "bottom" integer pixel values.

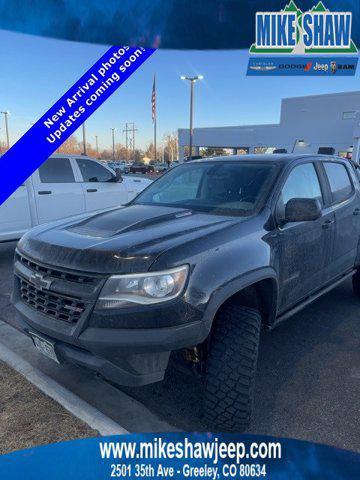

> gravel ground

[{"left": 0, "top": 360, "right": 98, "bottom": 454}]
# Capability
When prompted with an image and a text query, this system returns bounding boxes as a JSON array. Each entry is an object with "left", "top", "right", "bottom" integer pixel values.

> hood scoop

[{"left": 66, "top": 205, "right": 192, "bottom": 239}]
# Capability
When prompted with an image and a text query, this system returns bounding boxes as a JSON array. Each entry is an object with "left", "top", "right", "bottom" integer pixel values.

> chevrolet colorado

[{"left": 11, "top": 154, "right": 360, "bottom": 431}]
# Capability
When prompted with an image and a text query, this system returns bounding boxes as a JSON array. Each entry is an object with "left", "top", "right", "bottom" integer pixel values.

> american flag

[{"left": 152, "top": 75, "right": 156, "bottom": 123}]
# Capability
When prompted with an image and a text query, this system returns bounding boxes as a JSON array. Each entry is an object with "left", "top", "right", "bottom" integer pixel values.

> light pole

[
  {"left": 111, "top": 128, "right": 116, "bottom": 160},
  {"left": 291, "top": 139, "right": 306, "bottom": 153},
  {"left": 1, "top": 111, "right": 10, "bottom": 150},
  {"left": 82, "top": 122, "right": 87, "bottom": 155},
  {"left": 180, "top": 76, "right": 203, "bottom": 161}
]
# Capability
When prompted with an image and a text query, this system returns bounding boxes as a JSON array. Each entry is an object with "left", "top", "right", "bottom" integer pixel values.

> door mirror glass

[{"left": 285, "top": 198, "right": 322, "bottom": 223}]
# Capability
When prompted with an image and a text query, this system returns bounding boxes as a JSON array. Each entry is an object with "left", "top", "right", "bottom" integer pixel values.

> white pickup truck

[{"left": 0, "top": 154, "right": 152, "bottom": 242}]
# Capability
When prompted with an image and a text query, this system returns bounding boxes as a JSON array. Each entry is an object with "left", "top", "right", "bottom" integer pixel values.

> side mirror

[
  {"left": 285, "top": 198, "right": 321, "bottom": 223},
  {"left": 115, "top": 168, "right": 123, "bottom": 183}
]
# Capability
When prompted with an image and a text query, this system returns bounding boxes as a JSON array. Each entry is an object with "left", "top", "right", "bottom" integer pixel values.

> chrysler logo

[{"left": 29, "top": 273, "right": 53, "bottom": 291}]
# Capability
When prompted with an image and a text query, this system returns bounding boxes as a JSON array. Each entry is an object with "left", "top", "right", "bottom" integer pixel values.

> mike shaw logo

[{"left": 250, "top": 1, "right": 358, "bottom": 54}]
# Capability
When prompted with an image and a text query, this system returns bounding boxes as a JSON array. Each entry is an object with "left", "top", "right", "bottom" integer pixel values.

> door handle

[
  {"left": 322, "top": 219, "right": 334, "bottom": 229},
  {"left": 38, "top": 190, "right": 52, "bottom": 195},
  {"left": 86, "top": 188, "right": 98, "bottom": 193},
  {"left": 353, "top": 208, "right": 360, "bottom": 216}
]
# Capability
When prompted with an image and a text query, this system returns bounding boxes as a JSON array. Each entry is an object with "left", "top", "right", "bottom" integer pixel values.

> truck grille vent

[
  {"left": 16, "top": 253, "right": 96, "bottom": 285},
  {"left": 20, "top": 278, "right": 86, "bottom": 324}
]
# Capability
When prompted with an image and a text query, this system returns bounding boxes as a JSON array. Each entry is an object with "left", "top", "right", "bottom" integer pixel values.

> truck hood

[{"left": 18, "top": 204, "right": 239, "bottom": 274}]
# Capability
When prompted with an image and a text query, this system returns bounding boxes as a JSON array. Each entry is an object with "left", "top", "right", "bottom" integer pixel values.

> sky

[{"left": 0, "top": 28, "right": 360, "bottom": 152}]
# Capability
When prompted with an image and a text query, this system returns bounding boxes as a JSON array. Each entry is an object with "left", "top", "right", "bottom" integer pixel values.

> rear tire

[{"left": 203, "top": 305, "right": 261, "bottom": 432}]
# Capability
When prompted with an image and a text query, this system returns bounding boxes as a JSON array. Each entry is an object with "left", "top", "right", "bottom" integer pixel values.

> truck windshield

[{"left": 133, "top": 161, "right": 278, "bottom": 216}]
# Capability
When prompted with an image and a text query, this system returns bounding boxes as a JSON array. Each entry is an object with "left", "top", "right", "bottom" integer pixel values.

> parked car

[
  {"left": 154, "top": 162, "right": 169, "bottom": 173},
  {"left": 129, "top": 162, "right": 155, "bottom": 174},
  {"left": 108, "top": 161, "right": 130, "bottom": 174},
  {"left": 11, "top": 154, "right": 360, "bottom": 431},
  {"left": 0, "top": 154, "right": 152, "bottom": 242}
]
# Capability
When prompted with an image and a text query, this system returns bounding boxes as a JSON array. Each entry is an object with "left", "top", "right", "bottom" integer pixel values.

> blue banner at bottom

[
  {"left": 247, "top": 56, "right": 358, "bottom": 76},
  {"left": 1, "top": 433, "right": 360, "bottom": 480}
]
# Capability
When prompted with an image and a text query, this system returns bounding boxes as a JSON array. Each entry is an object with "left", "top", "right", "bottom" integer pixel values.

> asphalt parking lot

[{"left": 1, "top": 240, "right": 360, "bottom": 452}]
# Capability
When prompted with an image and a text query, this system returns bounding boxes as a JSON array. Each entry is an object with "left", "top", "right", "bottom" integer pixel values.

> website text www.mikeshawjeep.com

[{"left": 99, "top": 437, "right": 282, "bottom": 464}]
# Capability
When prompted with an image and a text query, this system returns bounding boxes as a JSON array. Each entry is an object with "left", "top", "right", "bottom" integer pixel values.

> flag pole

[
  {"left": 154, "top": 78, "right": 157, "bottom": 162},
  {"left": 154, "top": 119, "right": 157, "bottom": 162},
  {"left": 152, "top": 74, "right": 157, "bottom": 162}
]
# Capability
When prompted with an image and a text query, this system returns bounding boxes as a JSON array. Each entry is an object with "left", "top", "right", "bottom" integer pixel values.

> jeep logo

[
  {"left": 29, "top": 273, "right": 53, "bottom": 291},
  {"left": 314, "top": 62, "right": 329, "bottom": 72}
]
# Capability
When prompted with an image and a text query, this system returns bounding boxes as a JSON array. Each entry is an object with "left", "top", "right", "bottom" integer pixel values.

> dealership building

[{"left": 178, "top": 91, "right": 360, "bottom": 163}]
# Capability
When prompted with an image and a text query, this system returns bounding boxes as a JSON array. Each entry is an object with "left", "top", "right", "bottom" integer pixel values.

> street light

[
  {"left": 111, "top": 128, "right": 116, "bottom": 160},
  {"left": 180, "top": 75, "right": 203, "bottom": 161},
  {"left": 0, "top": 111, "right": 10, "bottom": 150},
  {"left": 292, "top": 139, "right": 307, "bottom": 153}
]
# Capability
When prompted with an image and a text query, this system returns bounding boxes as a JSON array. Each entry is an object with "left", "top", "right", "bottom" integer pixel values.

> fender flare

[{"left": 201, "top": 267, "right": 279, "bottom": 336}]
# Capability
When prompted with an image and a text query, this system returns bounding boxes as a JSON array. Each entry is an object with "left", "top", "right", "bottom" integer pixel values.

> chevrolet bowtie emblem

[{"left": 29, "top": 272, "right": 53, "bottom": 291}]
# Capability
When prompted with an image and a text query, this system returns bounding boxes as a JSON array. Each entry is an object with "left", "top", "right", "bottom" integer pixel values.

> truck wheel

[
  {"left": 203, "top": 305, "right": 261, "bottom": 432},
  {"left": 353, "top": 270, "right": 360, "bottom": 297}
]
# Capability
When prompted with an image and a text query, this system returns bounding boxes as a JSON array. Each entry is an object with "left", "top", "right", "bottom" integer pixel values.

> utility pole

[
  {"left": 111, "top": 128, "right": 116, "bottom": 160},
  {"left": 1, "top": 111, "right": 10, "bottom": 150},
  {"left": 82, "top": 122, "right": 87, "bottom": 155},
  {"left": 123, "top": 124, "right": 129, "bottom": 161},
  {"left": 123, "top": 123, "right": 137, "bottom": 161}
]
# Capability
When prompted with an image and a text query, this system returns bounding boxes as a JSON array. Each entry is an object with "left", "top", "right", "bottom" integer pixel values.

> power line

[{"left": 123, "top": 122, "right": 137, "bottom": 161}]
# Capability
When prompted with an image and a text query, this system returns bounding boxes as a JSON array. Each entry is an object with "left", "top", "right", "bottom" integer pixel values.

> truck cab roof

[{"left": 188, "top": 153, "right": 349, "bottom": 165}]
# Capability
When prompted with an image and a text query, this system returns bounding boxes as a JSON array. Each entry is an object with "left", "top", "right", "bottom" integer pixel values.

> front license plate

[{"left": 30, "top": 333, "right": 60, "bottom": 364}]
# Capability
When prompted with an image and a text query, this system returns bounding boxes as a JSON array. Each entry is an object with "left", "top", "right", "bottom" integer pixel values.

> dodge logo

[{"left": 29, "top": 273, "right": 53, "bottom": 291}]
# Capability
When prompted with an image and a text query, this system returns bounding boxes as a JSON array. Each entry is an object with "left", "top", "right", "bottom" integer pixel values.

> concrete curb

[{"left": 0, "top": 341, "right": 128, "bottom": 436}]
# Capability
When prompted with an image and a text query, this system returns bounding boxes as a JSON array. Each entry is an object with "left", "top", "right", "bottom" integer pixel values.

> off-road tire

[
  {"left": 203, "top": 305, "right": 261, "bottom": 432},
  {"left": 353, "top": 269, "right": 360, "bottom": 297}
]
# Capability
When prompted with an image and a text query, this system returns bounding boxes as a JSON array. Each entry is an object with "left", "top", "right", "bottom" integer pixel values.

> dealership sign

[{"left": 247, "top": 1, "right": 358, "bottom": 76}]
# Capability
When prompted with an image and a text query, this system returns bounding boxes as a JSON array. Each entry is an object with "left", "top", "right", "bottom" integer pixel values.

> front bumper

[
  {"left": 13, "top": 291, "right": 209, "bottom": 387},
  {"left": 12, "top": 251, "right": 210, "bottom": 386}
]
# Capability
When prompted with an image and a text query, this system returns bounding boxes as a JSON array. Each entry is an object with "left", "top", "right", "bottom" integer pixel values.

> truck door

[
  {"left": 322, "top": 160, "right": 360, "bottom": 277},
  {"left": 75, "top": 158, "right": 128, "bottom": 212},
  {"left": 0, "top": 183, "right": 32, "bottom": 241},
  {"left": 33, "top": 157, "right": 85, "bottom": 224},
  {"left": 276, "top": 161, "right": 335, "bottom": 311}
]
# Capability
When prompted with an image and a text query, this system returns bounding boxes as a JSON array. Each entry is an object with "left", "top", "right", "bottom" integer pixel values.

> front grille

[
  {"left": 16, "top": 253, "right": 96, "bottom": 285},
  {"left": 20, "top": 277, "right": 86, "bottom": 324}
]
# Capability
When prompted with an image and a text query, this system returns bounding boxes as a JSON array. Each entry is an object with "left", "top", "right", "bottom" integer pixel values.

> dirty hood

[{"left": 18, "top": 204, "right": 238, "bottom": 274}]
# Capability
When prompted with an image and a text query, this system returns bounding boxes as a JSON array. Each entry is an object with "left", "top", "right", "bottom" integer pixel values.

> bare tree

[
  {"left": 162, "top": 132, "right": 178, "bottom": 162},
  {"left": 56, "top": 135, "right": 81, "bottom": 154}
]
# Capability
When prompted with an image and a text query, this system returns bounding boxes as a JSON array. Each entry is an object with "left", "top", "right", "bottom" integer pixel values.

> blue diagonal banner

[{"left": 0, "top": 45, "right": 155, "bottom": 206}]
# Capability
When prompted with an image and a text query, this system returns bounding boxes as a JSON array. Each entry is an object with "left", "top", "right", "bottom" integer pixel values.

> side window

[
  {"left": 323, "top": 162, "right": 353, "bottom": 204},
  {"left": 39, "top": 158, "right": 75, "bottom": 183},
  {"left": 281, "top": 163, "right": 323, "bottom": 205},
  {"left": 76, "top": 159, "right": 114, "bottom": 182}
]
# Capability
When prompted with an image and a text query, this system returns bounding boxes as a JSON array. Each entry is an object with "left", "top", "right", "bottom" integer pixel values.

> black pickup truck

[{"left": 12, "top": 154, "right": 360, "bottom": 431}]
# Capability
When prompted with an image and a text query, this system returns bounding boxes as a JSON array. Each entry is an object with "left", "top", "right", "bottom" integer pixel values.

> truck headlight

[{"left": 97, "top": 265, "right": 189, "bottom": 308}]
